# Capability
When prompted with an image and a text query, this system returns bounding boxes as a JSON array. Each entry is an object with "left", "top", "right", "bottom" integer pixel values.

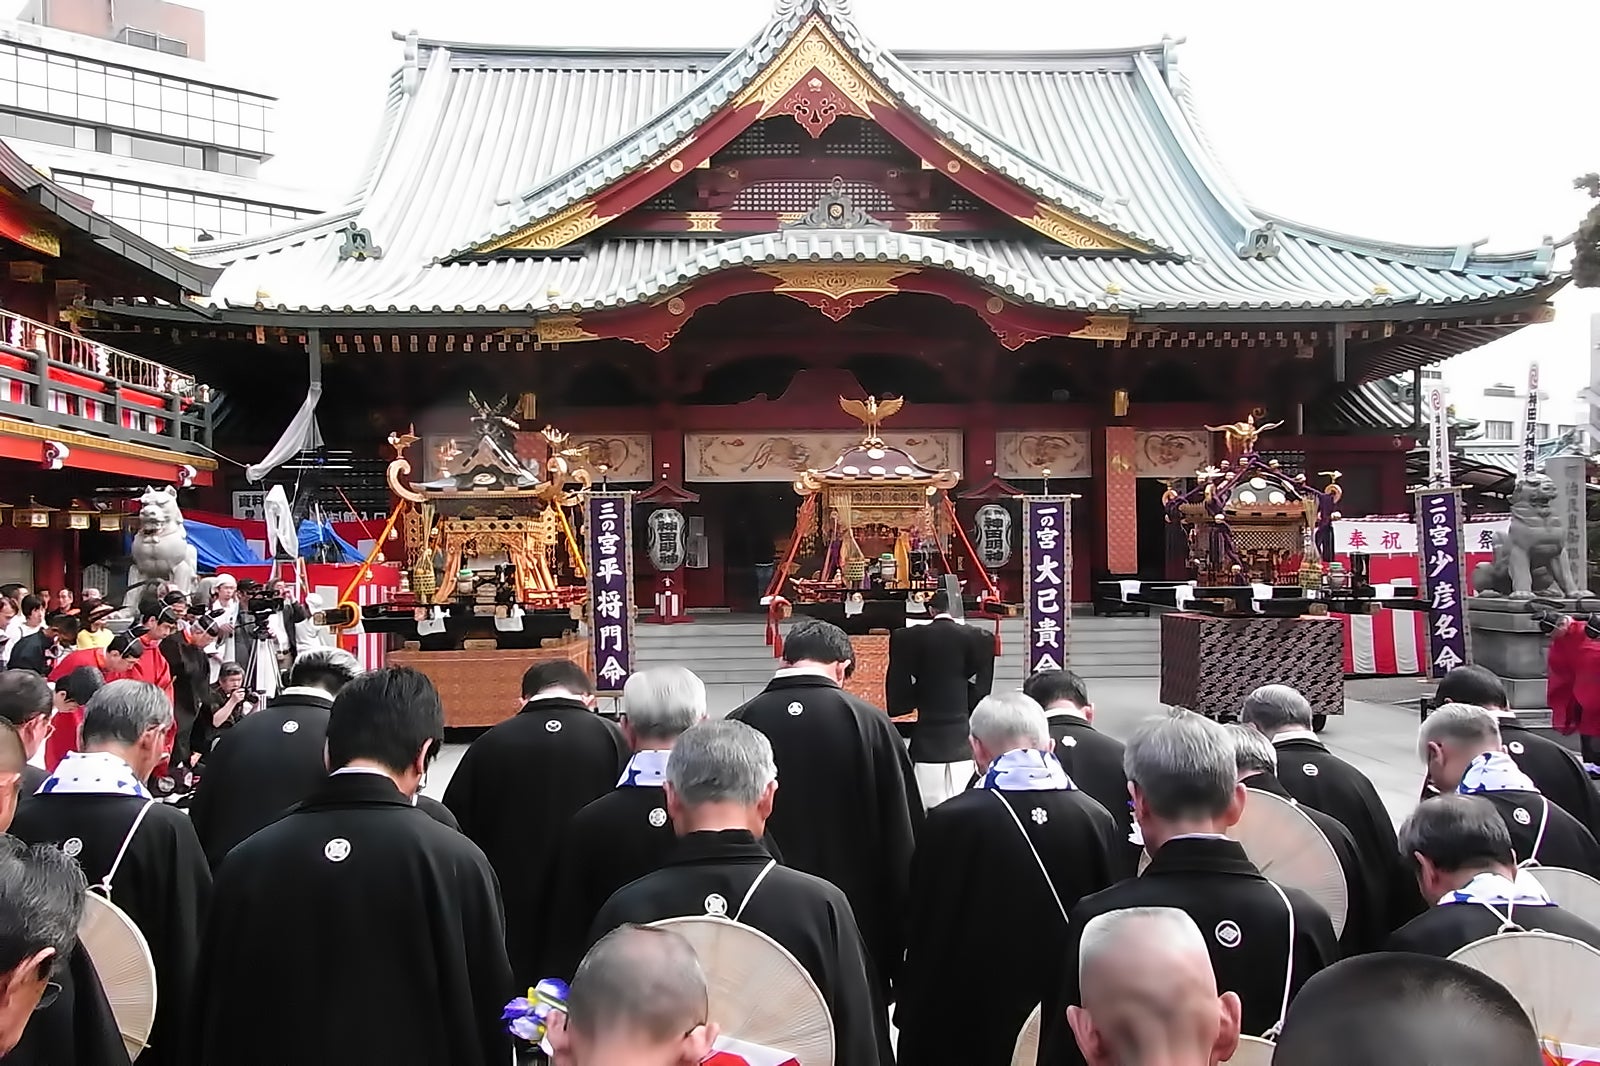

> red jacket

[
  {"left": 128, "top": 636, "right": 173, "bottom": 700},
  {"left": 1549, "top": 619, "right": 1600, "bottom": 739}
]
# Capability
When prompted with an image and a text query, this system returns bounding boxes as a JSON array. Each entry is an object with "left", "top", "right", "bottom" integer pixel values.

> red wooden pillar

[{"left": 1088, "top": 420, "right": 1107, "bottom": 587}]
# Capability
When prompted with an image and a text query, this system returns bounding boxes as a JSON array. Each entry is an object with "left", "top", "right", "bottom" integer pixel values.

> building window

[
  {"left": 50, "top": 172, "right": 316, "bottom": 247},
  {"left": 1484, "top": 420, "right": 1515, "bottom": 441},
  {"left": 1535, "top": 423, "right": 1550, "bottom": 440},
  {"left": 1420, "top": 368, "right": 1443, "bottom": 380}
]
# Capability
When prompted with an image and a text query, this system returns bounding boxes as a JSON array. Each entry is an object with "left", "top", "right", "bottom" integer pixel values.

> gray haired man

[
  {"left": 545, "top": 667, "right": 710, "bottom": 977},
  {"left": 588, "top": 719, "right": 890, "bottom": 1066},
  {"left": 1418, "top": 702, "right": 1600, "bottom": 876},
  {"left": 1242, "top": 682, "right": 1416, "bottom": 932},
  {"left": 1037, "top": 711, "right": 1337, "bottom": 1066},
  {"left": 10, "top": 679, "right": 211, "bottom": 1066},
  {"left": 0, "top": 836, "right": 92, "bottom": 1056},
  {"left": 188, "top": 645, "right": 366, "bottom": 869},
  {"left": 897, "top": 692, "right": 1122, "bottom": 1066}
]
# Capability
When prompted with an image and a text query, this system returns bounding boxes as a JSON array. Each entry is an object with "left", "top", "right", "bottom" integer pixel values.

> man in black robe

[
  {"left": 1430, "top": 664, "right": 1600, "bottom": 835},
  {"left": 1242, "top": 683, "right": 1420, "bottom": 930},
  {"left": 897, "top": 692, "right": 1120, "bottom": 1066},
  {"left": 0, "top": 671, "right": 54, "bottom": 798},
  {"left": 444, "top": 660, "right": 627, "bottom": 981},
  {"left": 729, "top": 617, "right": 920, "bottom": 1000},
  {"left": 1024, "top": 669, "right": 1139, "bottom": 877},
  {"left": 186, "top": 647, "right": 362, "bottom": 869},
  {"left": 10, "top": 680, "right": 209, "bottom": 1066},
  {"left": 1387, "top": 793, "right": 1600, "bottom": 956},
  {"left": 1272, "top": 954, "right": 1543, "bottom": 1066},
  {"left": 588, "top": 719, "right": 890, "bottom": 1066},
  {"left": 1227, "top": 724, "right": 1381, "bottom": 954},
  {"left": 1420, "top": 702, "right": 1600, "bottom": 876},
  {"left": 543, "top": 666, "right": 706, "bottom": 979},
  {"left": 887, "top": 589, "right": 993, "bottom": 809},
  {"left": 0, "top": 721, "right": 129, "bottom": 1066},
  {"left": 190, "top": 667, "right": 513, "bottom": 1066},
  {"left": 1038, "top": 712, "right": 1338, "bottom": 1066}
]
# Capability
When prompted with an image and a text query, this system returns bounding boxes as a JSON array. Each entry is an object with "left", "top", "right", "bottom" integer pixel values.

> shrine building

[{"left": 96, "top": 0, "right": 1564, "bottom": 609}]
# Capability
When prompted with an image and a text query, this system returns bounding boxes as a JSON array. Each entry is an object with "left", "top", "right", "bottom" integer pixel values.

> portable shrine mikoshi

[
  {"left": 346, "top": 394, "right": 596, "bottom": 726},
  {"left": 764, "top": 395, "right": 1002, "bottom": 707},
  {"left": 1148, "top": 411, "right": 1420, "bottom": 730}
]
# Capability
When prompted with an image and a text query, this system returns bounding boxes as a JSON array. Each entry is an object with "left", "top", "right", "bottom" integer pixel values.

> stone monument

[{"left": 1468, "top": 464, "right": 1596, "bottom": 715}]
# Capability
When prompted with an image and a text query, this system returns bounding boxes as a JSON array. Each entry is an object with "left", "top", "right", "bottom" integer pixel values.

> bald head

[
  {"left": 1273, "top": 953, "right": 1539, "bottom": 1066},
  {"left": 1068, "top": 908, "right": 1241, "bottom": 1066},
  {"left": 567, "top": 925, "right": 707, "bottom": 1042}
]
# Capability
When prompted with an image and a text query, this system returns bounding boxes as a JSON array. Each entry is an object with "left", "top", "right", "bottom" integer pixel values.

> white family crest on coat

[
  {"left": 648, "top": 807, "right": 667, "bottom": 827},
  {"left": 282, "top": 720, "right": 300, "bottom": 734},
  {"left": 1031, "top": 808, "right": 1049, "bottom": 825},
  {"left": 1301, "top": 763, "right": 1319, "bottom": 777},
  {"left": 324, "top": 838, "right": 352, "bottom": 862},
  {"left": 704, "top": 893, "right": 728, "bottom": 916},
  {"left": 125, "top": 484, "right": 198, "bottom": 606},
  {"left": 62, "top": 837, "right": 83, "bottom": 858},
  {"left": 545, "top": 720, "right": 563, "bottom": 733},
  {"left": 786, "top": 702, "right": 804, "bottom": 716},
  {"left": 1214, "top": 920, "right": 1243, "bottom": 948},
  {"left": 1509, "top": 740, "right": 1525, "bottom": 755}
]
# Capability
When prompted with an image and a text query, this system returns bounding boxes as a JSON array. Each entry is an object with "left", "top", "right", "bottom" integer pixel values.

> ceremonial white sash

[
  {"left": 1458, "top": 751, "right": 1538, "bottom": 796},
  {"left": 618, "top": 749, "right": 671, "bottom": 788},
  {"left": 1442, "top": 871, "right": 1555, "bottom": 932},
  {"left": 38, "top": 751, "right": 151, "bottom": 799}
]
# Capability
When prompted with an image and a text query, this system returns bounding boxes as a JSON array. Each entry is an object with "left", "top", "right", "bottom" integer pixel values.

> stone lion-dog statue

[
  {"left": 1471, "top": 473, "right": 1590, "bottom": 599},
  {"left": 124, "top": 484, "right": 198, "bottom": 606}
]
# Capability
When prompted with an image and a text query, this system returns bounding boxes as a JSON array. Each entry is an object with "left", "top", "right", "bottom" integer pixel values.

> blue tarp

[{"left": 136, "top": 519, "right": 362, "bottom": 570}]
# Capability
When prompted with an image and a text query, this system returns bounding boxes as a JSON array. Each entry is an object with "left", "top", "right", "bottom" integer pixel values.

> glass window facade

[
  {"left": 0, "top": 40, "right": 272, "bottom": 156},
  {"left": 53, "top": 173, "right": 315, "bottom": 248},
  {"left": 1483, "top": 420, "right": 1515, "bottom": 441}
]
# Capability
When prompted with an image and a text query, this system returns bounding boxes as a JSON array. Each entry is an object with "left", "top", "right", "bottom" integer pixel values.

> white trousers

[{"left": 914, "top": 760, "right": 975, "bottom": 810}]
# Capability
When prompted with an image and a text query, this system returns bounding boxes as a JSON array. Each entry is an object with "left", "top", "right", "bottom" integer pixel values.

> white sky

[{"left": 188, "top": 0, "right": 1598, "bottom": 409}]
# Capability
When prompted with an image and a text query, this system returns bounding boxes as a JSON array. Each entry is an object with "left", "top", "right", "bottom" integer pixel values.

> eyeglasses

[{"left": 34, "top": 981, "right": 60, "bottom": 1012}]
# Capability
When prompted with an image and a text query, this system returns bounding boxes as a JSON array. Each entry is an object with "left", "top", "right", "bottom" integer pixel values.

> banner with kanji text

[
  {"left": 1413, "top": 488, "right": 1471, "bottom": 678},
  {"left": 1023, "top": 496, "right": 1072, "bottom": 676},
  {"left": 585, "top": 493, "right": 635, "bottom": 693}
]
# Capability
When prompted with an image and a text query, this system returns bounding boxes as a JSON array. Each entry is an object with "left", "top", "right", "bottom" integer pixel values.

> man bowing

[
  {"left": 896, "top": 691, "right": 1120, "bottom": 1066},
  {"left": 190, "top": 667, "right": 513, "bottom": 1066},
  {"left": 729, "top": 618, "right": 920, "bottom": 1000},
  {"left": 444, "top": 660, "right": 627, "bottom": 981}
]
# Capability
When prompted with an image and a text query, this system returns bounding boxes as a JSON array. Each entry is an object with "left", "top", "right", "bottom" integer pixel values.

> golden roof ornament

[
  {"left": 838, "top": 394, "right": 903, "bottom": 446},
  {"left": 1205, "top": 410, "right": 1283, "bottom": 456}
]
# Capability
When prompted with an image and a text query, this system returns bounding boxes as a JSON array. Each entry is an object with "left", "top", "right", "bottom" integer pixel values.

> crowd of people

[{"left": 0, "top": 607, "right": 1587, "bottom": 1064}]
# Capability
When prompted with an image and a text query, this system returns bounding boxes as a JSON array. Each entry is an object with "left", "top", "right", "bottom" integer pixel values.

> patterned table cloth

[{"left": 1160, "top": 612, "right": 1344, "bottom": 719}]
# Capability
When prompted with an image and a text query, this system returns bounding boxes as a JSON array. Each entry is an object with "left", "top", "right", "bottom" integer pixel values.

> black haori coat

[
  {"left": 1246, "top": 772, "right": 1384, "bottom": 954},
  {"left": 186, "top": 688, "right": 337, "bottom": 869},
  {"left": 189, "top": 773, "right": 514, "bottom": 1066},
  {"left": 1047, "top": 713, "right": 1141, "bottom": 878},
  {"left": 895, "top": 786, "right": 1122, "bottom": 1066},
  {"left": 10, "top": 792, "right": 211, "bottom": 1066},
  {"left": 1474, "top": 789, "right": 1600, "bottom": 876},
  {"left": 1037, "top": 837, "right": 1339, "bottom": 1066},
  {"left": 3, "top": 938, "right": 131, "bottom": 1066},
  {"left": 442, "top": 696, "right": 627, "bottom": 981},
  {"left": 1272, "top": 734, "right": 1423, "bottom": 929},
  {"left": 589, "top": 830, "right": 892, "bottom": 1066},
  {"left": 1498, "top": 719, "right": 1600, "bottom": 837},
  {"left": 729, "top": 672, "right": 923, "bottom": 997},
  {"left": 886, "top": 618, "right": 995, "bottom": 762},
  {"left": 1387, "top": 898, "right": 1600, "bottom": 958}
]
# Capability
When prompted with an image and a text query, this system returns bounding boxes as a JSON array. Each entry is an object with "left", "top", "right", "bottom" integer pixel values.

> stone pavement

[{"left": 425, "top": 675, "right": 1437, "bottom": 827}]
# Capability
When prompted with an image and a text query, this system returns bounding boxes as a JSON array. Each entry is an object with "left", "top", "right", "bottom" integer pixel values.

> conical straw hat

[
  {"left": 1222, "top": 1034, "right": 1276, "bottom": 1065},
  {"left": 651, "top": 916, "right": 834, "bottom": 1066},
  {"left": 1230, "top": 789, "right": 1349, "bottom": 937},
  {"left": 79, "top": 891, "right": 157, "bottom": 1059},
  {"left": 1526, "top": 867, "right": 1600, "bottom": 928},
  {"left": 1449, "top": 931, "right": 1600, "bottom": 1046},
  {"left": 1010, "top": 1003, "right": 1041, "bottom": 1066}
]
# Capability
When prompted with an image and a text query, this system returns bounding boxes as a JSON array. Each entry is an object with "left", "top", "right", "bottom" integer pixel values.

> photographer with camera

[{"left": 188, "top": 661, "right": 255, "bottom": 776}]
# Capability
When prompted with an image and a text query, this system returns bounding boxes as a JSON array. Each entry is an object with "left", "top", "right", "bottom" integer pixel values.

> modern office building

[{"left": 0, "top": 0, "right": 319, "bottom": 248}]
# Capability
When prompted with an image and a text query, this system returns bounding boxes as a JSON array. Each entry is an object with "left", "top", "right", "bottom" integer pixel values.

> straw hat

[
  {"left": 1229, "top": 789, "right": 1349, "bottom": 938},
  {"left": 78, "top": 892, "right": 157, "bottom": 1059},
  {"left": 1010, "top": 1004, "right": 1040, "bottom": 1066},
  {"left": 650, "top": 916, "right": 833, "bottom": 1066},
  {"left": 1223, "top": 1035, "right": 1277, "bottom": 1065},
  {"left": 1449, "top": 931, "right": 1600, "bottom": 1046},
  {"left": 1527, "top": 867, "right": 1600, "bottom": 928}
]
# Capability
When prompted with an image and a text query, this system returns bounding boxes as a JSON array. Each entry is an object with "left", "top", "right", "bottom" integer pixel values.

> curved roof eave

[
  {"left": 1256, "top": 210, "right": 1557, "bottom": 277},
  {"left": 448, "top": 3, "right": 1170, "bottom": 258}
]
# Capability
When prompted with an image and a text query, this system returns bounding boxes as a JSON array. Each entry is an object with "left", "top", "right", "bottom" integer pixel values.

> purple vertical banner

[
  {"left": 586, "top": 492, "right": 635, "bottom": 693},
  {"left": 1023, "top": 496, "right": 1072, "bottom": 675},
  {"left": 1414, "top": 487, "right": 1471, "bottom": 678}
]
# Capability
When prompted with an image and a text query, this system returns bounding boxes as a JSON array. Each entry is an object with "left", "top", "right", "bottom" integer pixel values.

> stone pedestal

[{"left": 1466, "top": 597, "right": 1600, "bottom": 723}]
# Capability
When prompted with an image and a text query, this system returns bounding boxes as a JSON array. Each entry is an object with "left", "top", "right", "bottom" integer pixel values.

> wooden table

[
  {"left": 1160, "top": 612, "right": 1344, "bottom": 722},
  {"left": 389, "top": 638, "right": 590, "bottom": 727}
]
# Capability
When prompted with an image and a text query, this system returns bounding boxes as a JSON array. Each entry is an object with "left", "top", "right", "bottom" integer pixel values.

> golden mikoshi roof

[{"left": 793, "top": 395, "right": 961, "bottom": 495}]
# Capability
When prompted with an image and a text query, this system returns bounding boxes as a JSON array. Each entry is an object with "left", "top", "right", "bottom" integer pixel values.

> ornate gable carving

[
  {"left": 733, "top": 18, "right": 891, "bottom": 124},
  {"left": 783, "top": 178, "right": 886, "bottom": 229}
]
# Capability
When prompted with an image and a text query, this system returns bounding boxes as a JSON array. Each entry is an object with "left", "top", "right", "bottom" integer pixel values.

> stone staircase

[{"left": 633, "top": 611, "right": 1161, "bottom": 713}]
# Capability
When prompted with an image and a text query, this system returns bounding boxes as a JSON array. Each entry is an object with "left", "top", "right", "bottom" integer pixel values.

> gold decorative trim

[
  {"left": 756, "top": 264, "right": 916, "bottom": 299},
  {"left": 0, "top": 418, "right": 217, "bottom": 470},
  {"left": 733, "top": 17, "right": 891, "bottom": 119},
  {"left": 1024, "top": 203, "right": 1148, "bottom": 253},
  {"left": 534, "top": 315, "right": 599, "bottom": 344},
  {"left": 985, "top": 296, "right": 1005, "bottom": 315},
  {"left": 478, "top": 201, "right": 614, "bottom": 254},
  {"left": 904, "top": 213, "right": 941, "bottom": 233},
  {"left": 665, "top": 297, "right": 687, "bottom": 316},
  {"left": 1071, "top": 313, "right": 1132, "bottom": 341},
  {"left": 685, "top": 212, "right": 722, "bottom": 232}
]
